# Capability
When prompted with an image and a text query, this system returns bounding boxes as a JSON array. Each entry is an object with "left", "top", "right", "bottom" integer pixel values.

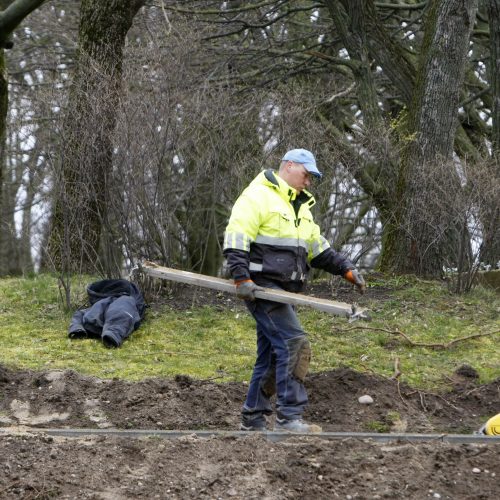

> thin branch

[
  {"left": 160, "top": 0, "right": 172, "bottom": 36},
  {"left": 409, "top": 388, "right": 462, "bottom": 412},
  {"left": 419, "top": 391, "right": 428, "bottom": 411},
  {"left": 391, "top": 357, "right": 402, "bottom": 379},
  {"left": 325, "top": 81, "right": 357, "bottom": 102},
  {"left": 305, "top": 49, "right": 360, "bottom": 71},
  {"left": 395, "top": 379, "right": 409, "bottom": 407},
  {"left": 375, "top": 1, "right": 428, "bottom": 10},
  {"left": 0, "top": 0, "right": 45, "bottom": 41},
  {"left": 162, "top": 0, "right": 285, "bottom": 16},
  {"left": 459, "top": 86, "right": 490, "bottom": 107},
  {"left": 0, "top": 481, "right": 21, "bottom": 496},
  {"left": 336, "top": 326, "right": 500, "bottom": 350}
]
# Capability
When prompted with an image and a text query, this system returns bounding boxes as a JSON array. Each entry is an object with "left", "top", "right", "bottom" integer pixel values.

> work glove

[
  {"left": 344, "top": 269, "right": 366, "bottom": 294},
  {"left": 235, "top": 279, "right": 263, "bottom": 301}
]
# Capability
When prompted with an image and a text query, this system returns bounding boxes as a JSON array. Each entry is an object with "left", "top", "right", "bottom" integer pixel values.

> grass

[
  {"left": 0, "top": 273, "right": 498, "bottom": 390},
  {"left": 329, "top": 276, "right": 500, "bottom": 388}
]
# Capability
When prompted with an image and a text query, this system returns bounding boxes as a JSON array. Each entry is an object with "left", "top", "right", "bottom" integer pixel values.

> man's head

[{"left": 279, "top": 149, "right": 322, "bottom": 192}]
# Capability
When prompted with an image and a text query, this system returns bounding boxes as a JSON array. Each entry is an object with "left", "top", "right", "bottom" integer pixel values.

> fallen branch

[
  {"left": 0, "top": 482, "right": 20, "bottom": 496},
  {"left": 391, "top": 357, "right": 402, "bottom": 379},
  {"left": 433, "top": 393, "right": 461, "bottom": 412},
  {"left": 395, "top": 379, "right": 409, "bottom": 407},
  {"left": 463, "top": 385, "right": 494, "bottom": 397},
  {"left": 419, "top": 391, "right": 428, "bottom": 412},
  {"left": 404, "top": 388, "right": 463, "bottom": 413},
  {"left": 335, "top": 326, "right": 500, "bottom": 350}
]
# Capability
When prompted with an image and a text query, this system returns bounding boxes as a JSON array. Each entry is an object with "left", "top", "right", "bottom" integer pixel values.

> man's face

[{"left": 284, "top": 161, "right": 313, "bottom": 192}]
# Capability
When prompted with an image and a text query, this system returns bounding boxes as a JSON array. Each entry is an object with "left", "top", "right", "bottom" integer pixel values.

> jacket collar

[{"left": 258, "top": 169, "right": 316, "bottom": 208}]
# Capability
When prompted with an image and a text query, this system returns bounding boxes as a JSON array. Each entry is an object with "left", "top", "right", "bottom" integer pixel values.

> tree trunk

[
  {"left": 329, "top": 0, "right": 493, "bottom": 273},
  {"left": 0, "top": 0, "right": 47, "bottom": 165},
  {"left": 0, "top": 147, "right": 20, "bottom": 275},
  {"left": 0, "top": 48, "right": 20, "bottom": 275},
  {"left": 0, "top": 50, "right": 7, "bottom": 255},
  {"left": 478, "top": 0, "right": 500, "bottom": 266},
  {"left": 46, "top": 0, "right": 144, "bottom": 274},
  {"left": 0, "top": 1, "right": 65, "bottom": 274},
  {"left": 380, "top": 0, "right": 478, "bottom": 276},
  {"left": 322, "top": 0, "right": 398, "bottom": 225},
  {"left": 355, "top": 0, "right": 416, "bottom": 104},
  {"left": 487, "top": 0, "right": 500, "bottom": 155}
]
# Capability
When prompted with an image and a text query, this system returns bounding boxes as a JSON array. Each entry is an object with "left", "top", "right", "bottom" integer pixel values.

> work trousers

[
  {"left": 69, "top": 295, "right": 140, "bottom": 347},
  {"left": 242, "top": 282, "right": 309, "bottom": 422}
]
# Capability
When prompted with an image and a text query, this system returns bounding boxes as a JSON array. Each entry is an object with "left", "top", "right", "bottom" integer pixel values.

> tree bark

[
  {"left": 487, "top": 0, "right": 500, "bottom": 155},
  {"left": 478, "top": 0, "right": 500, "bottom": 266},
  {"left": 0, "top": 51, "right": 6, "bottom": 233},
  {"left": 324, "top": 0, "right": 381, "bottom": 130},
  {"left": 322, "top": 0, "right": 398, "bottom": 225},
  {"left": 46, "top": 0, "right": 145, "bottom": 274},
  {"left": 380, "top": 0, "right": 478, "bottom": 276},
  {"left": 0, "top": 0, "right": 45, "bottom": 272},
  {"left": 0, "top": 0, "right": 45, "bottom": 46},
  {"left": 358, "top": 0, "right": 417, "bottom": 105}
]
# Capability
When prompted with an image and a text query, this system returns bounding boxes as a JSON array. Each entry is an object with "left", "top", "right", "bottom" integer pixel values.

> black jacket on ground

[{"left": 68, "top": 279, "right": 146, "bottom": 348}]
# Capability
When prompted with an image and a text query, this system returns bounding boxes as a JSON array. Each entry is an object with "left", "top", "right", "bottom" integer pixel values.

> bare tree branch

[
  {"left": 336, "top": 326, "right": 500, "bottom": 350},
  {"left": 0, "top": 0, "right": 45, "bottom": 44}
]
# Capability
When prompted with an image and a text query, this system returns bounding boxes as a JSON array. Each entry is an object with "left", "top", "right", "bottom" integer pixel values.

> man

[{"left": 223, "top": 148, "right": 365, "bottom": 433}]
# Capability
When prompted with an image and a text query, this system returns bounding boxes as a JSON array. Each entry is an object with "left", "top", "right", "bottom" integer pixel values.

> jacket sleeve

[
  {"left": 223, "top": 189, "right": 262, "bottom": 281},
  {"left": 306, "top": 218, "right": 354, "bottom": 275},
  {"left": 223, "top": 248, "right": 251, "bottom": 281},
  {"left": 310, "top": 245, "right": 355, "bottom": 276}
]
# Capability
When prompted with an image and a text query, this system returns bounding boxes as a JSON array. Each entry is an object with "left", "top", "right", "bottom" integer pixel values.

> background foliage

[{"left": 0, "top": 1, "right": 498, "bottom": 300}]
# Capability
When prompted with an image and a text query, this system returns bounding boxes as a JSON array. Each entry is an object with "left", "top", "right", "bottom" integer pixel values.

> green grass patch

[
  {"left": 0, "top": 274, "right": 498, "bottom": 390},
  {"left": 324, "top": 279, "right": 500, "bottom": 388}
]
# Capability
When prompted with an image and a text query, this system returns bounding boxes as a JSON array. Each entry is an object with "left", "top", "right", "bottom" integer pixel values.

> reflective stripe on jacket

[{"left": 223, "top": 170, "right": 332, "bottom": 284}]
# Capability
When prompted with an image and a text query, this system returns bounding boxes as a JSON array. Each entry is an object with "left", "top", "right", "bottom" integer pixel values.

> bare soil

[
  {"left": 1, "top": 281, "right": 499, "bottom": 499},
  {"left": 1, "top": 363, "right": 499, "bottom": 499}
]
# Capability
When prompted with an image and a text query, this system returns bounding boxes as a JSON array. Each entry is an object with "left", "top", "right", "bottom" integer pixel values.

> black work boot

[{"left": 240, "top": 411, "right": 267, "bottom": 431}]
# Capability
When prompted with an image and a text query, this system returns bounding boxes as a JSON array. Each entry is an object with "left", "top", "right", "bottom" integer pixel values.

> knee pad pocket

[
  {"left": 287, "top": 336, "right": 311, "bottom": 382},
  {"left": 260, "top": 352, "right": 277, "bottom": 397}
]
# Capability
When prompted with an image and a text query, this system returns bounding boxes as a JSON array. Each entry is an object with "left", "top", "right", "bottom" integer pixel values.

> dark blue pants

[
  {"left": 69, "top": 296, "right": 140, "bottom": 347},
  {"left": 243, "top": 289, "right": 308, "bottom": 421}
]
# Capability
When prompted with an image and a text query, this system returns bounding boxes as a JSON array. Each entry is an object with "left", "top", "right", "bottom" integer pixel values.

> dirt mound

[
  {"left": 1, "top": 365, "right": 499, "bottom": 498},
  {"left": 0, "top": 365, "right": 498, "bottom": 433}
]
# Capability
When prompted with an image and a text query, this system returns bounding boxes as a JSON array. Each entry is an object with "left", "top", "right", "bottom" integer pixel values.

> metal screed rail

[
  {"left": 137, "top": 261, "right": 371, "bottom": 322},
  {"left": 0, "top": 428, "right": 497, "bottom": 444}
]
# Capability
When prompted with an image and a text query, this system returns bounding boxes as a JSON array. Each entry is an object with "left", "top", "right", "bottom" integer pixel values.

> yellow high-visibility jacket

[{"left": 223, "top": 170, "right": 353, "bottom": 290}]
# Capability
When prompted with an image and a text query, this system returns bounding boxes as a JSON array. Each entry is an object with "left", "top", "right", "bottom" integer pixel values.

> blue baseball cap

[{"left": 282, "top": 149, "right": 322, "bottom": 178}]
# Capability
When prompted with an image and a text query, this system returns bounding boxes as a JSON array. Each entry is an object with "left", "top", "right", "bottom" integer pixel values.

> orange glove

[
  {"left": 344, "top": 269, "right": 366, "bottom": 294},
  {"left": 235, "top": 279, "right": 262, "bottom": 301}
]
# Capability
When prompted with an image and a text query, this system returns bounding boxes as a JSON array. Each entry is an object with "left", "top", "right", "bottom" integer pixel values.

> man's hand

[
  {"left": 344, "top": 269, "right": 366, "bottom": 294},
  {"left": 235, "top": 279, "right": 262, "bottom": 301}
]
